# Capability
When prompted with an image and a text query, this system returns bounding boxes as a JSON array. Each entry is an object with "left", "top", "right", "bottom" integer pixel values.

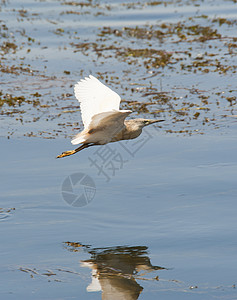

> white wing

[
  {"left": 71, "top": 110, "right": 131, "bottom": 145},
  {"left": 74, "top": 75, "right": 121, "bottom": 128}
]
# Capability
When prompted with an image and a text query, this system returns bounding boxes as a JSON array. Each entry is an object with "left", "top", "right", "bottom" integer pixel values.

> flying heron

[{"left": 57, "top": 75, "right": 164, "bottom": 158}]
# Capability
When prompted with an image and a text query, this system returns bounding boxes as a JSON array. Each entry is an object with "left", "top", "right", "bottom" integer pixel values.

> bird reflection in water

[{"left": 64, "top": 242, "right": 167, "bottom": 300}]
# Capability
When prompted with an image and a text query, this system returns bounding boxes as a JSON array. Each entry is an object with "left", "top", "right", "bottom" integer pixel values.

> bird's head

[{"left": 132, "top": 118, "right": 164, "bottom": 129}]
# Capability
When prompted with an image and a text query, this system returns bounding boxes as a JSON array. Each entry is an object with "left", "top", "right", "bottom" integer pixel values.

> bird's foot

[
  {"left": 57, "top": 143, "right": 94, "bottom": 159},
  {"left": 57, "top": 150, "right": 76, "bottom": 158}
]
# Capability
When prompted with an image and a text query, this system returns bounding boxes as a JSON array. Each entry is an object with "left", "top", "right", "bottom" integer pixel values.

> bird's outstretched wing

[
  {"left": 71, "top": 110, "right": 131, "bottom": 145},
  {"left": 74, "top": 75, "right": 121, "bottom": 128}
]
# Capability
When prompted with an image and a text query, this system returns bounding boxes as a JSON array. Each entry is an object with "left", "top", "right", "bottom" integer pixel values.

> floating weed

[
  {"left": 0, "top": 93, "right": 26, "bottom": 107},
  {"left": 0, "top": 1, "right": 236, "bottom": 138}
]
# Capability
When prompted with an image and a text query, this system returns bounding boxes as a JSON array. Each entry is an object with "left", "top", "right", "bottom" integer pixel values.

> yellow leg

[
  {"left": 56, "top": 144, "right": 92, "bottom": 159},
  {"left": 57, "top": 150, "right": 76, "bottom": 158}
]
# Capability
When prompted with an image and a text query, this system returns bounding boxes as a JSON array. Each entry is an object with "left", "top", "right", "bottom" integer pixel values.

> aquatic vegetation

[{"left": 0, "top": 0, "right": 236, "bottom": 138}]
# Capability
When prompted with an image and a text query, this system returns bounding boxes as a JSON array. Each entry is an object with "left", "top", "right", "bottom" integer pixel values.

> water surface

[{"left": 0, "top": 0, "right": 237, "bottom": 299}]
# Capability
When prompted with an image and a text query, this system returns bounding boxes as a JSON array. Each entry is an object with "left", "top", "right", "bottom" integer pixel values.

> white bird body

[
  {"left": 57, "top": 75, "right": 164, "bottom": 158},
  {"left": 71, "top": 110, "right": 131, "bottom": 145},
  {"left": 73, "top": 75, "right": 123, "bottom": 128},
  {"left": 71, "top": 75, "right": 132, "bottom": 145}
]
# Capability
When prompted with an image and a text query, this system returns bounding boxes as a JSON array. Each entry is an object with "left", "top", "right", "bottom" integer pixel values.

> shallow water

[
  {"left": 1, "top": 0, "right": 237, "bottom": 299},
  {"left": 1, "top": 0, "right": 237, "bottom": 139}
]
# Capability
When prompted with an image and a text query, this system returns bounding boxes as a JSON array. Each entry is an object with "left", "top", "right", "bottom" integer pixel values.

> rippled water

[
  {"left": 1, "top": 0, "right": 237, "bottom": 299},
  {"left": 1, "top": 133, "right": 237, "bottom": 299}
]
